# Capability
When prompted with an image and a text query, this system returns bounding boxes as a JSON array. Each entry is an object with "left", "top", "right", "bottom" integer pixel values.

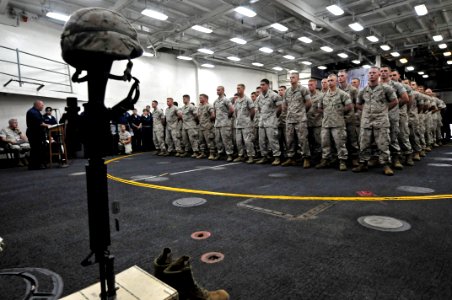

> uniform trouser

[
  {"left": 285, "top": 122, "right": 310, "bottom": 158},
  {"left": 345, "top": 121, "right": 359, "bottom": 158},
  {"left": 389, "top": 115, "right": 401, "bottom": 156},
  {"left": 259, "top": 126, "right": 280, "bottom": 157},
  {"left": 408, "top": 118, "right": 422, "bottom": 152},
  {"left": 166, "top": 126, "right": 182, "bottom": 153},
  {"left": 28, "top": 135, "right": 45, "bottom": 167},
  {"left": 182, "top": 128, "right": 199, "bottom": 152},
  {"left": 132, "top": 129, "right": 141, "bottom": 152},
  {"left": 153, "top": 128, "right": 166, "bottom": 151},
  {"left": 236, "top": 127, "right": 255, "bottom": 157},
  {"left": 359, "top": 127, "right": 391, "bottom": 164},
  {"left": 308, "top": 126, "right": 321, "bottom": 156},
  {"left": 398, "top": 114, "right": 413, "bottom": 155},
  {"left": 418, "top": 114, "right": 426, "bottom": 148},
  {"left": 215, "top": 126, "right": 234, "bottom": 155},
  {"left": 425, "top": 114, "right": 433, "bottom": 146},
  {"left": 321, "top": 126, "right": 348, "bottom": 160},
  {"left": 253, "top": 126, "right": 260, "bottom": 155},
  {"left": 199, "top": 128, "right": 216, "bottom": 154},
  {"left": 278, "top": 125, "right": 287, "bottom": 157},
  {"left": 436, "top": 119, "right": 443, "bottom": 142}
]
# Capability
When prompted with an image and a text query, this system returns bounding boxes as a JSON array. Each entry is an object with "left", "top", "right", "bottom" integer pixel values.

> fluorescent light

[
  {"left": 422, "top": 74, "right": 429, "bottom": 78},
  {"left": 380, "top": 44, "right": 391, "bottom": 51},
  {"left": 399, "top": 58, "right": 408, "bottom": 64},
  {"left": 201, "top": 63, "right": 215, "bottom": 68},
  {"left": 259, "top": 47, "right": 273, "bottom": 53},
  {"left": 283, "top": 55, "right": 295, "bottom": 60},
  {"left": 177, "top": 55, "right": 192, "bottom": 61},
  {"left": 433, "top": 35, "right": 443, "bottom": 42},
  {"left": 448, "top": 60, "right": 452, "bottom": 65},
  {"left": 390, "top": 52, "right": 400, "bottom": 57},
  {"left": 230, "top": 37, "right": 247, "bottom": 45},
  {"left": 46, "top": 12, "right": 70, "bottom": 22},
  {"left": 352, "top": 59, "right": 361, "bottom": 64},
  {"left": 272, "top": 66, "right": 283, "bottom": 71},
  {"left": 326, "top": 4, "right": 344, "bottom": 16},
  {"left": 191, "top": 25, "right": 212, "bottom": 34},
  {"left": 318, "top": 66, "right": 327, "bottom": 70},
  {"left": 271, "top": 23, "right": 288, "bottom": 32},
  {"left": 366, "top": 35, "right": 379, "bottom": 42},
  {"left": 252, "top": 62, "right": 264, "bottom": 67},
  {"left": 298, "top": 36, "right": 313, "bottom": 43},
  {"left": 301, "top": 61, "right": 312, "bottom": 65},
  {"left": 439, "top": 43, "right": 447, "bottom": 49},
  {"left": 141, "top": 9, "right": 168, "bottom": 21},
  {"left": 338, "top": 53, "right": 348, "bottom": 58},
  {"left": 363, "top": 64, "right": 371, "bottom": 69},
  {"left": 321, "top": 46, "right": 333, "bottom": 52},
  {"left": 289, "top": 69, "right": 298, "bottom": 73},
  {"left": 198, "top": 48, "right": 214, "bottom": 55},
  {"left": 406, "top": 66, "right": 415, "bottom": 71},
  {"left": 143, "top": 52, "right": 154, "bottom": 57},
  {"left": 418, "top": 71, "right": 425, "bottom": 75},
  {"left": 444, "top": 51, "right": 451, "bottom": 57},
  {"left": 349, "top": 22, "right": 364, "bottom": 31},
  {"left": 234, "top": 6, "right": 256, "bottom": 17},
  {"left": 227, "top": 56, "right": 240, "bottom": 61},
  {"left": 415, "top": 4, "right": 428, "bottom": 16}
]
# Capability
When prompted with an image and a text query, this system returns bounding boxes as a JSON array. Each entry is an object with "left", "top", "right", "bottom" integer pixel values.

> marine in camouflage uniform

[
  {"left": 179, "top": 95, "right": 200, "bottom": 158},
  {"left": 151, "top": 100, "right": 167, "bottom": 155},
  {"left": 197, "top": 94, "right": 216, "bottom": 160},
  {"left": 251, "top": 92, "right": 260, "bottom": 157},
  {"left": 278, "top": 86, "right": 287, "bottom": 159},
  {"left": 404, "top": 80, "right": 424, "bottom": 161},
  {"left": 306, "top": 79, "right": 323, "bottom": 161},
  {"left": 353, "top": 67, "right": 398, "bottom": 176},
  {"left": 425, "top": 89, "right": 445, "bottom": 146},
  {"left": 164, "top": 97, "right": 182, "bottom": 156},
  {"left": 234, "top": 84, "right": 256, "bottom": 163},
  {"left": 213, "top": 86, "right": 234, "bottom": 161}
]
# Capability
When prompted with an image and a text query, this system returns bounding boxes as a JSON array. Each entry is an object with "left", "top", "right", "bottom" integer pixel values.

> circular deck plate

[
  {"left": 358, "top": 215, "right": 411, "bottom": 232},
  {"left": 200, "top": 252, "right": 224, "bottom": 264},
  {"left": 172, "top": 197, "right": 207, "bottom": 207},
  {"left": 191, "top": 231, "right": 211, "bottom": 240}
]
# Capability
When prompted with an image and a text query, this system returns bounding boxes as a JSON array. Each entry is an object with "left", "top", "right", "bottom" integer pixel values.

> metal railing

[{"left": 0, "top": 45, "right": 73, "bottom": 93}]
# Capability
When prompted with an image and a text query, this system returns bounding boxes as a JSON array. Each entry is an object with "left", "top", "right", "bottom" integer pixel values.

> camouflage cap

[{"left": 61, "top": 7, "right": 143, "bottom": 69}]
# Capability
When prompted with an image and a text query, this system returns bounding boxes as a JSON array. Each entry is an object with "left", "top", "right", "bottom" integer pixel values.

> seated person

[
  {"left": 0, "top": 118, "right": 30, "bottom": 166},
  {"left": 118, "top": 124, "right": 132, "bottom": 154}
]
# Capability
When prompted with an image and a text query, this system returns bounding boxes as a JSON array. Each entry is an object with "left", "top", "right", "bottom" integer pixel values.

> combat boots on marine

[
  {"left": 339, "top": 160, "right": 347, "bottom": 171},
  {"left": 352, "top": 161, "right": 368, "bottom": 173}
]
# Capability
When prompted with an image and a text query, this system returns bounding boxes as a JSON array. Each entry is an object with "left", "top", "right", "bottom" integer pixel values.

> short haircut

[
  {"left": 308, "top": 79, "right": 317, "bottom": 83},
  {"left": 183, "top": 94, "right": 190, "bottom": 99},
  {"left": 279, "top": 85, "right": 286, "bottom": 89},
  {"left": 256, "top": 86, "right": 261, "bottom": 90},
  {"left": 352, "top": 78, "right": 360, "bottom": 82},
  {"left": 200, "top": 93, "right": 209, "bottom": 99},
  {"left": 174, "top": 101, "right": 179, "bottom": 106},
  {"left": 142, "top": 109, "right": 149, "bottom": 112},
  {"left": 338, "top": 69, "right": 347, "bottom": 74},
  {"left": 8, "top": 118, "right": 17, "bottom": 124},
  {"left": 290, "top": 72, "right": 299, "bottom": 77},
  {"left": 251, "top": 92, "right": 256, "bottom": 96},
  {"left": 234, "top": 93, "right": 239, "bottom": 97},
  {"left": 380, "top": 65, "right": 391, "bottom": 71},
  {"left": 260, "top": 79, "right": 270, "bottom": 85},
  {"left": 237, "top": 83, "right": 245, "bottom": 89},
  {"left": 45, "top": 107, "right": 52, "bottom": 111},
  {"left": 167, "top": 97, "right": 174, "bottom": 101},
  {"left": 392, "top": 70, "right": 400, "bottom": 74},
  {"left": 370, "top": 66, "right": 380, "bottom": 71},
  {"left": 327, "top": 73, "right": 337, "bottom": 79},
  {"left": 152, "top": 100, "right": 158, "bottom": 104}
]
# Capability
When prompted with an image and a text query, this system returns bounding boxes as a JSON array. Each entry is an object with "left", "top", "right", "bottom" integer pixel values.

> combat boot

[
  {"left": 425, "top": 146, "right": 432, "bottom": 152},
  {"left": 419, "top": 150, "right": 426, "bottom": 157},
  {"left": 352, "top": 162, "right": 368, "bottom": 173},
  {"left": 405, "top": 154, "right": 414, "bottom": 166},
  {"left": 163, "top": 256, "right": 230, "bottom": 300},
  {"left": 153, "top": 248, "right": 172, "bottom": 281},
  {"left": 212, "top": 153, "right": 221, "bottom": 160},
  {"left": 433, "top": 143, "right": 439, "bottom": 147},
  {"left": 246, "top": 156, "right": 255, "bottom": 164},
  {"left": 383, "top": 164, "right": 394, "bottom": 176},
  {"left": 315, "top": 159, "right": 329, "bottom": 169},
  {"left": 162, "top": 150, "right": 170, "bottom": 156},
  {"left": 303, "top": 159, "right": 311, "bottom": 169},
  {"left": 367, "top": 157, "right": 378, "bottom": 167},
  {"left": 208, "top": 153, "right": 216, "bottom": 160},
  {"left": 151, "top": 150, "right": 158, "bottom": 155},
  {"left": 226, "top": 155, "right": 233, "bottom": 162},
  {"left": 180, "top": 152, "right": 189, "bottom": 158},
  {"left": 256, "top": 156, "right": 270, "bottom": 164},
  {"left": 157, "top": 150, "right": 164, "bottom": 156},
  {"left": 413, "top": 152, "right": 421, "bottom": 161},
  {"left": 272, "top": 157, "right": 281, "bottom": 166},
  {"left": 339, "top": 160, "right": 347, "bottom": 171},
  {"left": 351, "top": 157, "right": 359, "bottom": 167},
  {"left": 233, "top": 156, "right": 245, "bottom": 162},
  {"left": 197, "top": 152, "right": 207, "bottom": 159},
  {"left": 191, "top": 152, "right": 200, "bottom": 158},
  {"left": 281, "top": 158, "right": 296, "bottom": 166},
  {"left": 175, "top": 152, "right": 181, "bottom": 157},
  {"left": 392, "top": 155, "right": 404, "bottom": 170}
]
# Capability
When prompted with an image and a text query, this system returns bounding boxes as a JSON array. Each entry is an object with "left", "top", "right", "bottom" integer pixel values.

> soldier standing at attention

[
  {"left": 256, "top": 78, "right": 283, "bottom": 165},
  {"left": 281, "top": 72, "right": 311, "bottom": 168},
  {"left": 213, "top": 86, "right": 234, "bottom": 162},
  {"left": 351, "top": 78, "right": 361, "bottom": 90},
  {"left": 178, "top": 95, "right": 200, "bottom": 158},
  {"left": 403, "top": 80, "right": 423, "bottom": 161},
  {"left": 197, "top": 94, "right": 216, "bottom": 160},
  {"left": 251, "top": 91, "right": 260, "bottom": 158},
  {"left": 306, "top": 79, "right": 323, "bottom": 163},
  {"left": 164, "top": 97, "right": 182, "bottom": 156},
  {"left": 315, "top": 74, "right": 352, "bottom": 171},
  {"left": 321, "top": 78, "right": 329, "bottom": 93},
  {"left": 353, "top": 66, "right": 398, "bottom": 176},
  {"left": 278, "top": 86, "right": 287, "bottom": 159},
  {"left": 233, "top": 84, "right": 256, "bottom": 163},
  {"left": 151, "top": 100, "right": 167, "bottom": 156}
]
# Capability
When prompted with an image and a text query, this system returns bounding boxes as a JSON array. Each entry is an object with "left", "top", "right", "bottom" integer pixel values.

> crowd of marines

[{"left": 147, "top": 65, "right": 447, "bottom": 176}]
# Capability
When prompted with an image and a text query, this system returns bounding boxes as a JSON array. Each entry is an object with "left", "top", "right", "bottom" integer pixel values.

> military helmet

[{"left": 61, "top": 7, "right": 143, "bottom": 69}]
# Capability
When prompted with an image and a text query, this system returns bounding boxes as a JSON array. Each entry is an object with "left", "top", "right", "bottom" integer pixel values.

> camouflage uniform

[
  {"left": 213, "top": 96, "right": 234, "bottom": 156},
  {"left": 339, "top": 84, "right": 359, "bottom": 159},
  {"left": 278, "top": 108, "right": 287, "bottom": 157},
  {"left": 181, "top": 104, "right": 199, "bottom": 152},
  {"left": 387, "top": 80, "right": 406, "bottom": 157},
  {"left": 198, "top": 103, "right": 216, "bottom": 155},
  {"left": 257, "top": 90, "right": 282, "bottom": 157},
  {"left": 307, "top": 90, "right": 323, "bottom": 157},
  {"left": 319, "top": 89, "right": 351, "bottom": 160},
  {"left": 253, "top": 100, "right": 260, "bottom": 156},
  {"left": 427, "top": 97, "right": 437, "bottom": 146},
  {"left": 417, "top": 93, "right": 427, "bottom": 149},
  {"left": 234, "top": 95, "right": 255, "bottom": 158},
  {"left": 284, "top": 84, "right": 311, "bottom": 158},
  {"left": 357, "top": 84, "right": 397, "bottom": 164},
  {"left": 398, "top": 83, "right": 413, "bottom": 156},
  {"left": 152, "top": 108, "right": 166, "bottom": 152},
  {"left": 434, "top": 98, "right": 446, "bottom": 143},
  {"left": 423, "top": 95, "right": 434, "bottom": 147},
  {"left": 409, "top": 91, "right": 424, "bottom": 153},
  {"left": 165, "top": 105, "right": 182, "bottom": 153}
]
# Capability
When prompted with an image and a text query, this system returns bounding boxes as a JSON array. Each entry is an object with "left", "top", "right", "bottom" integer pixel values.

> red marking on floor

[
  {"left": 200, "top": 252, "right": 225, "bottom": 264},
  {"left": 357, "top": 191, "right": 375, "bottom": 197},
  {"left": 191, "top": 231, "right": 211, "bottom": 240}
]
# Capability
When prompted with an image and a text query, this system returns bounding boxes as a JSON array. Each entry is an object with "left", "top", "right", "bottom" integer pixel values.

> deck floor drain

[
  {"left": 358, "top": 216, "right": 411, "bottom": 232},
  {"left": 427, "top": 163, "right": 452, "bottom": 167},
  {"left": 397, "top": 186, "right": 434, "bottom": 194},
  {"left": 200, "top": 252, "right": 224, "bottom": 264},
  {"left": 268, "top": 173, "right": 288, "bottom": 178},
  {"left": 173, "top": 197, "right": 207, "bottom": 207},
  {"left": 191, "top": 231, "right": 211, "bottom": 240}
]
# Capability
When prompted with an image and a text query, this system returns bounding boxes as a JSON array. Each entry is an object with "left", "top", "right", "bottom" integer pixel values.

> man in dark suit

[{"left": 26, "top": 100, "right": 49, "bottom": 169}]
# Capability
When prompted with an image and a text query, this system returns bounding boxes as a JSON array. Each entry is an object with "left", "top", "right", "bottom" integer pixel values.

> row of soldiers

[{"left": 149, "top": 66, "right": 446, "bottom": 175}]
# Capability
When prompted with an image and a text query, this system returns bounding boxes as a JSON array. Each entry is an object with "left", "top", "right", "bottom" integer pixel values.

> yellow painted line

[{"left": 105, "top": 155, "right": 452, "bottom": 202}]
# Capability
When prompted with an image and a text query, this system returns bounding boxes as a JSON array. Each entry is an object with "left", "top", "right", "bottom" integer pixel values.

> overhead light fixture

[
  {"left": 422, "top": 74, "right": 429, "bottom": 78},
  {"left": 301, "top": 61, "right": 312, "bottom": 65},
  {"left": 201, "top": 63, "right": 215, "bottom": 68},
  {"left": 406, "top": 66, "right": 415, "bottom": 71},
  {"left": 252, "top": 62, "right": 264, "bottom": 67},
  {"left": 143, "top": 52, "right": 154, "bottom": 57},
  {"left": 234, "top": 6, "right": 256, "bottom": 17},
  {"left": 366, "top": 35, "right": 379, "bottom": 43},
  {"left": 443, "top": 51, "right": 451, "bottom": 57},
  {"left": 298, "top": 36, "right": 313, "bottom": 44},
  {"left": 289, "top": 69, "right": 298, "bottom": 73},
  {"left": 352, "top": 59, "right": 361, "bottom": 64},
  {"left": 418, "top": 71, "right": 425, "bottom": 75},
  {"left": 198, "top": 48, "right": 214, "bottom": 55},
  {"left": 191, "top": 25, "right": 212, "bottom": 34},
  {"left": 439, "top": 43, "right": 447, "bottom": 49},
  {"left": 227, "top": 56, "right": 241, "bottom": 61},
  {"left": 230, "top": 37, "right": 247, "bottom": 45},
  {"left": 272, "top": 66, "right": 283, "bottom": 71},
  {"left": 349, "top": 22, "right": 364, "bottom": 31},
  {"left": 141, "top": 9, "right": 168, "bottom": 21},
  {"left": 46, "top": 12, "right": 70, "bottom": 22},
  {"left": 318, "top": 66, "right": 327, "bottom": 70},
  {"left": 259, "top": 47, "right": 273, "bottom": 53},
  {"left": 380, "top": 44, "right": 391, "bottom": 51},
  {"left": 326, "top": 4, "right": 344, "bottom": 16},
  {"left": 283, "top": 55, "right": 295, "bottom": 60},
  {"left": 337, "top": 53, "right": 348, "bottom": 58},
  {"left": 363, "top": 64, "right": 371, "bottom": 69},
  {"left": 271, "top": 23, "right": 288, "bottom": 32},
  {"left": 399, "top": 58, "right": 408, "bottom": 64},
  {"left": 415, "top": 4, "right": 428, "bottom": 16},
  {"left": 320, "top": 46, "right": 333, "bottom": 52},
  {"left": 448, "top": 60, "right": 452, "bottom": 65},
  {"left": 390, "top": 51, "right": 400, "bottom": 57},
  {"left": 433, "top": 35, "right": 443, "bottom": 42},
  {"left": 177, "top": 55, "right": 192, "bottom": 61}
]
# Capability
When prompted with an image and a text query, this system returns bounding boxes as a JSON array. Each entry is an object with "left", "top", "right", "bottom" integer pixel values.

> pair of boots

[{"left": 154, "top": 248, "right": 229, "bottom": 300}]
